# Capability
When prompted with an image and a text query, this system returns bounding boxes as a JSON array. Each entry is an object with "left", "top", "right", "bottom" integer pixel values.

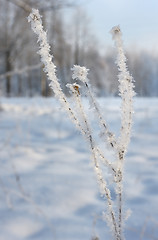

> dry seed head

[
  {"left": 73, "top": 84, "right": 80, "bottom": 95},
  {"left": 71, "top": 65, "right": 89, "bottom": 82},
  {"left": 110, "top": 25, "right": 122, "bottom": 39}
]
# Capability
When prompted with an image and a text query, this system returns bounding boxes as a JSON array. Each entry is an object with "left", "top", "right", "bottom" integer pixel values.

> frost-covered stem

[
  {"left": 94, "top": 157, "right": 119, "bottom": 240},
  {"left": 68, "top": 84, "right": 119, "bottom": 239},
  {"left": 67, "top": 83, "right": 96, "bottom": 152},
  {"left": 111, "top": 25, "right": 135, "bottom": 240},
  {"left": 84, "top": 81, "right": 118, "bottom": 150},
  {"left": 67, "top": 84, "right": 115, "bottom": 174},
  {"left": 110, "top": 25, "right": 135, "bottom": 155},
  {"left": 28, "top": 8, "right": 116, "bottom": 186},
  {"left": 27, "top": 9, "right": 89, "bottom": 137},
  {"left": 71, "top": 65, "right": 118, "bottom": 151},
  {"left": 95, "top": 147, "right": 116, "bottom": 175},
  {"left": 28, "top": 10, "right": 134, "bottom": 239},
  {"left": 118, "top": 186, "right": 123, "bottom": 238},
  {"left": 93, "top": 150, "right": 119, "bottom": 240},
  {"left": 28, "top": 12, "right": 118, "bottom": 235}
]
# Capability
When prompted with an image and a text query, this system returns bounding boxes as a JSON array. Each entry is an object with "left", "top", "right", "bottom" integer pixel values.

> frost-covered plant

[{"left": 28, "top": 9, "right": 135, "bottom": 240}]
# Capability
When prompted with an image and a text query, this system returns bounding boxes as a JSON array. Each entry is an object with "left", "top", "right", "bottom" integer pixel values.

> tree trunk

[
  {"left": 5, "top": 50, "right": 12, "bottom": 97},
  {"left": 28, "top": 76, "right": 32, "bottom": 97},
  {"left": 18, "top": 75, "right": 22, "bottom": 96}
]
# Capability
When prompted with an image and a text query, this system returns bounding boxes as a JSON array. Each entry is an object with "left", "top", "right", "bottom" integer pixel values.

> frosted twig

[
  {"left": 71, "top": 65, "right": 118, "bottom": 151},
  {"left": 111, "top": 25, "right": 135, "bottom": 155},
  {"left": 27, "top": 10, "right": 116, "bottom": 178},
  {"left": 28, "top": 9, "right": 115, "bottom": 176},
  {"left": 67, "top": 83, "right": 119, "bottom": 239},
  {"left": 111, "top": 25, "right": 135, "bottom": 239},
  {"left": 95, "top": 147, "right": 116, "bottom": 175},
  {"left": 67, "top": 83, "right": 116, "bottom": 174},
  {"left": 28, "top": 14, "right": 118, "bottom": 235},
  {"left": 94, "top": 153, "right": 119, "bottom": 240},
  {"left": 28, "top": 9, "right": 89, "bottom": 136}
]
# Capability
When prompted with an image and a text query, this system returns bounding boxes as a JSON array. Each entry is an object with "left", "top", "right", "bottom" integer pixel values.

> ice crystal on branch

[
  {"left": 28, "top": 9, "right": 84, "bottom": 133},
  {"left": 71, "top": 65, "right": 89, "bottom": 82},
  {"left": 110, "top": 25, "right": 135, "bottom": 154},
  {"left": 110, "top": 25, "right": 122, "bottom": 39},
  {"left": 110, "top": 25, "right": 135, "bottom": 240}
]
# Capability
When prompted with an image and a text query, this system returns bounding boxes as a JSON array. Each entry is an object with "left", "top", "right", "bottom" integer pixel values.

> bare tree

[{"left": 0, "top": 0, "right": 77, "bottom": 97}]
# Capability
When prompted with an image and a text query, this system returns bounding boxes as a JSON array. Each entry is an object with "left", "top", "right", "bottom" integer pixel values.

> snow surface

[{"left": 0, "top": 97, "right": 158, "bottom": 240}]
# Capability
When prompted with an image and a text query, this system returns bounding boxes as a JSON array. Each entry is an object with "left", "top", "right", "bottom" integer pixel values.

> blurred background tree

[{"left": 0, "top": 0, "right": 158, "bottom": 97}]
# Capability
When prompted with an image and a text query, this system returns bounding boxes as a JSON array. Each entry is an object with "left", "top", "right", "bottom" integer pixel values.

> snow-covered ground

[{"left": 0, "top": 97, "right": 158, "bottom": 240}]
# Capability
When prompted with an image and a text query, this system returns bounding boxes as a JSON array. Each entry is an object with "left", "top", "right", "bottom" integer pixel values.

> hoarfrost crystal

[{"left": 71, "top": 65, "right": 89, "bottom": 82}]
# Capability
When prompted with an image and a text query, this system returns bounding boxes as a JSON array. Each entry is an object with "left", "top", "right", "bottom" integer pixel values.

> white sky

[{"left": 82, "top": 0, "right": 158, "bottom": 52}]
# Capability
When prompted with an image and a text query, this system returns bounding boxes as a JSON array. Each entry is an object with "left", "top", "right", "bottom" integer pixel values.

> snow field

[{"left": 0, "top": 97, "right": 158, "bottom": 240}]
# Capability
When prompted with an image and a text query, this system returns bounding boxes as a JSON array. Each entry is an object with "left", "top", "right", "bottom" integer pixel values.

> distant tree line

[{"left": 0, "top": 0, "right": 158, "bottom": 97}]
